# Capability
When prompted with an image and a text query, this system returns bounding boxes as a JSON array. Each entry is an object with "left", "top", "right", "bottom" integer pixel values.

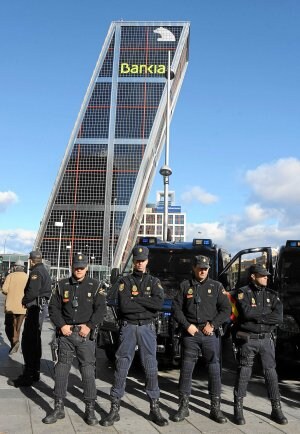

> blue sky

[{"left": 1, "top": 0, "right": 300, "bottom": 255}]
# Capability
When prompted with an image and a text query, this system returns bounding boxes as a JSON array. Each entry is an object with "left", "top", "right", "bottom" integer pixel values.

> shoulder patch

[
  {"left": 31, "top": 274, "right": 38, "bottom": 280},
  {"left": 98, "top": 287, "right": 106, "bottom": 295},
  {"left": 238, "top": 293, "right": 244, "bottom": 300}
]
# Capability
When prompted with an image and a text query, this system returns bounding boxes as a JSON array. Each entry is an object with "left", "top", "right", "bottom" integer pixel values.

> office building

[
  {"left": 139, "top": 191, "right": 186, "bottom": 242},
  {"left": 34, "top": 21, "right": 190, "bottom": 277}
]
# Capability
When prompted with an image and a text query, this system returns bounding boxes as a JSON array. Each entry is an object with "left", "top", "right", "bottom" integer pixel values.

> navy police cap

[
  {"left": 72, "top": 253, "right": 88, "bottom": 268},
  {"left": 193, "top": 255, "right": 210, "bottom": 268},
  {"left": 132, "top": 245, "right": 149, "bottom": 261},
  {"left": 249, "top": 264, "right": 271, "bottom": 276}
]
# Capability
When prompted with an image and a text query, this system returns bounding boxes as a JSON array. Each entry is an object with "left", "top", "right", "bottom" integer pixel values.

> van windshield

[
  {"left": 148, "top": 248, "right": 215, "bottom": 298},
  {"left": 277, "top": 251, "right": 300, "bottom": 312}
]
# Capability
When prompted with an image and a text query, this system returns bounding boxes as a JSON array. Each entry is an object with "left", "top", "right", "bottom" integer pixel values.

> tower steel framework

[{"left": 35, "top": 21, "right": 190, "bottom": 277}]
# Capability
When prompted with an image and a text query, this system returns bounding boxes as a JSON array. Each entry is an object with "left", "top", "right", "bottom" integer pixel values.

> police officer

[
  {"left": 171, "top": 255, "right": 231, "bottom": 424},
  {"left": 8, "top": 250, "right": 52, "bottom": 387},
  {"left": 100, "top": 245, "right": 168, "bottom": 427},
  {"left": 233, "top": 264, "right": 288, "bottom": 425},
  {"left": 42, "top": 253, "right": 106, "bottom": 426}
]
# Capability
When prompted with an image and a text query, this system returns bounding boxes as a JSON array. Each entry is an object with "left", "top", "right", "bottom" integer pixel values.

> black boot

[
  {"left": 171, "top": 394, "right": 189, "bottom": 422},
  {"left": 234, "top": 396, "right": 245, "bottom": 425},
  {"left": 209, "top": 396, "right": 227, "bottom": 424},
  {"left": 149, "top": 399, "right": 168, "bottom": 427},
  {"left": 32, "top": 371, "right": 40, "bottom": 382},
  {"left": 84, "top": 401, "right": 98, "bottom": 426},
  {"left": 100, "top": 398, "right": 120, "bottom": 427},
  {"left": 7, "top": 374, "right": 34, "bottom": 387},
  {"left": 42, "top": 399, "right": 65, "bottom": 424},
  {"left": 271, "top": 400, "right": 288, "bottom": 425}
]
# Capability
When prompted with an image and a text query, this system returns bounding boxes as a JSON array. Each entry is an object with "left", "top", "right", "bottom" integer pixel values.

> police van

[
  {"left": 98, "top": 237, "right": 231, "bottom": 365},
  {"left": 273, "top": 240, "right": 300, "bottom": 364},
  {"left": 217, "top": 241, "right": 300, "bottom": 367},
  {"left": 99, "top": 237, "right": 300, "bottom": 367}
]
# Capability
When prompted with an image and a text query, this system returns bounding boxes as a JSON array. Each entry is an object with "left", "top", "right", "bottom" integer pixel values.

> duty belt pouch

[
  {"left": 236, "top": 330, "right": 251, "bottom": 343},
  {"left": 90, "top": 326, "right": 99, "bottom": 341}
]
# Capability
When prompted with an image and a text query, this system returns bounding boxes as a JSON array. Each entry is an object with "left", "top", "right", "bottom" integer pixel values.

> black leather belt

[
  {"left": 125, "top": 319, "right": 154, "bottom": 326},
  {"left": 249, "top": 333, "right": 272, "bottom": 339},
  {"left": 192, "top": 323, "right": 206, "bottom": 330},
  {"left": 71, "top": 325, "right": 81, "bottom": 332}
]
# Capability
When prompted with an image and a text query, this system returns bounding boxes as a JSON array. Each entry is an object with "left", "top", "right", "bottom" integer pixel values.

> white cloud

[
  {"left": 186, "top": 158, "right": 300, "bottom": 253},
  {"left": 242, "top": 203, "right": 283, "bottom": 226},
  {"left": 0, "top": 229, "right": 36, "bottom": 254},
  {"left": 245, "top": 157, "right": 300, "bottom": 204},
  {"left": 186, "top": 220, "right": 300, "bottom": 255},
  {"left": 186, "top": 222, "right": 227, "bottom": 245},
  {"left": 0, "top": 191, "right": 18, "bottom": 212},
  {"left": 181, "top": 186, "right": 218, "bottom": 205}
]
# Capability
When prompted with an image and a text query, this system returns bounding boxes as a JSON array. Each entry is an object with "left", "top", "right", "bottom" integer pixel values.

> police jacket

[
  {"left": 48, "top": 275, "right": 107, "bottom": 330},
  {"left": 235, "top": 282, "right": 283, "bottom": 334},
  {"left": 22, "top": 263, "right": 52, "bottom": 307},
  {"left": 117, "top": 270, "right": 164, "bottom": 322},
  {"left": 172, "top": 277, "right": 231, "bottom": 330}
]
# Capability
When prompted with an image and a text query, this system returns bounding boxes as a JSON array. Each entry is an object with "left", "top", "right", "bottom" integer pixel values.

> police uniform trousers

[
  {"left": 234, "top": 336, "right": 280, "bottom": 400},
  {"left": 179, "top": 331, "right": 221, "bottom": 397},
  {"left": 111, "top": 322, "right": 160, "bottom": 400},
  {"left": 21, "top": 306, "right": 42, "bottom": 376},
  {"left": 54, "top": 331, "right": 97, "bottom": 402},
  {"left": 5, "top": 313, "right": 25, "bottom": 347}
]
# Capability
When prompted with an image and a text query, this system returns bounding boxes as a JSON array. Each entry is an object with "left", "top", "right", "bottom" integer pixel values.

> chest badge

[
  {"left": 208, "top": 289, "right": 212, "bottom": 294},
  {"left": 267, "top": 298, "right": 270, "bottom": 303},
  {"left": 188, "top": 288, "right": 193, "bottom": 294},
  {"left": 131, "top": 285, "right": 139, "bottom": 296},
  {"left": 119, "top": 283, "right": 124, "bottom": 292},
  {"left": 88, "top": 292, "right": 92, "bottom": 298},
  {"left": 238, "top": 293, "right": 244, "bottom": 300}
]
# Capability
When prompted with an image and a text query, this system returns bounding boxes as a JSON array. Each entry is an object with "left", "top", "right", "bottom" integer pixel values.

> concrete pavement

[{"left": 0, "top": 292, "right": 299, "bottom": 433}]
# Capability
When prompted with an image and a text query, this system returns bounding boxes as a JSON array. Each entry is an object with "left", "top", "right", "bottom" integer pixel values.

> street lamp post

[
  {"left": 54, "top": 215, "right": 63, "bottom": 281},
  {"left": 111, "top": 197, "right": 117, "bottom": 270},
  {"left": 91, "top": 255, "right": 95, "bottom": 278},
  {"left": 85, "top": 244, "right": 91, "bottom": 272},
  {"left": 160, "top": 51, "right": 174, "bottom": 241},
  {"left": 66, "top": 243, "right": 72, "bottom": 274}
]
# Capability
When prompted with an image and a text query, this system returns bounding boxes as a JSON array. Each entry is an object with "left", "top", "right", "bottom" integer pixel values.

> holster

[
  {"left": 90, "top": 325, "right": 99, "bottom": 341},
  {"left": 235, "top": 330, "right": 251, "bottom": 343},
  {"left": 51, "top": 333, "right": 59, "bottom": 363}
]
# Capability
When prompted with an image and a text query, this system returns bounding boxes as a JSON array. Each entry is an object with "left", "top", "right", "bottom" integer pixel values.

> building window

[
  {"left": 146, "top": 214, "right": 155, "bottom": 224},
  {"left": 175, "top": 226, "right": 184, "bottom": 235},
  {"left": 145, "top": 225, "right": 155, "bottom": 235},
  {"left": 175, "top": 215, "right": 184, "bottom": 225}
]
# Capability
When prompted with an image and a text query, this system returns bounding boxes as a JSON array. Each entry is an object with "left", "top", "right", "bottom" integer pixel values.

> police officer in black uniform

[
  {"left": 42, "top": 253, "right": 106, "bottom": 426},
  {"left": 171, "top": 255, "right": 231, "bottom": 424},
  {"left": 233, "top": 263, "right": 288, "bottom": 425},
  {"left": 8, "top": 250, "right": 52, "bottom": 387},
  {"left": 100, "top": 245, "right": 168, "bottom": 427}
]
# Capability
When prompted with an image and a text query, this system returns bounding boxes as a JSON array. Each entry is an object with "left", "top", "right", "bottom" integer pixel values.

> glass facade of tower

[{"left": 35, "top": 21, "right": 190, "bottom": 278}]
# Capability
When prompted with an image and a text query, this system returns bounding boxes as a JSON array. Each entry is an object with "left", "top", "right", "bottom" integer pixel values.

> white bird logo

[{"left": 153, "top": 27, "right": 176, "bottom": 42}]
